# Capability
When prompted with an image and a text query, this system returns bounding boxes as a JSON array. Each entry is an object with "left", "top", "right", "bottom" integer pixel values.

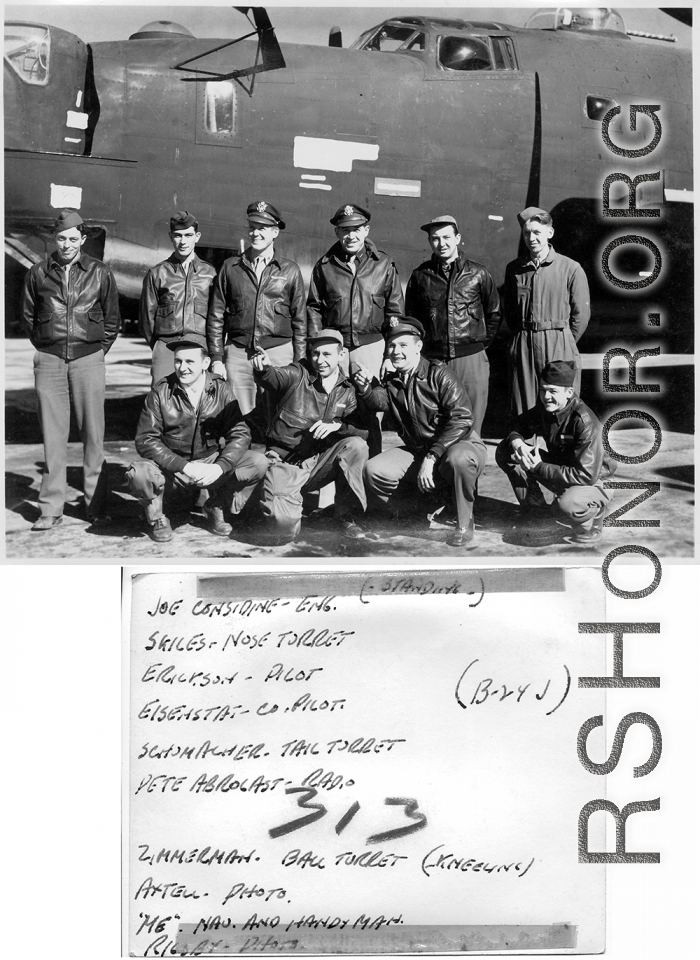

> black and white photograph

[{"left": 4, "top": 3, "right": 693, "bottom": 559}]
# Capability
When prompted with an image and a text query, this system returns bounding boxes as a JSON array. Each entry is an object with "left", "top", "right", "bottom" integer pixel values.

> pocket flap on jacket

[
  {"left": 88, "top": 307, "right": 105, "bottom": 322},
  {"left": 273, "top": 302, "right": 291, "bottom": 317}
]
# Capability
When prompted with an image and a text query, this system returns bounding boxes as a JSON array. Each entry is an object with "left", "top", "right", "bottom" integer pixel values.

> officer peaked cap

[
  {"left": 517, "top": 206, "right": 552, "bottom": 227},
  {"left": 540, "top": 360, "right": 576, "bottom": 387},
  {"left": 381, "top": 315, "right": 425, "bottom": 342},
  {"left": 247, "top": 201, "right": 285, "bottom": 230},
  {"left": 53, "top": 209, "right": 84, "bottom": 232},
  {"left": 170, "top": 210, "right": 199, "bottom": 232},
  {"left": 331, "top": 204, "right": 371, "bottom": 226}
]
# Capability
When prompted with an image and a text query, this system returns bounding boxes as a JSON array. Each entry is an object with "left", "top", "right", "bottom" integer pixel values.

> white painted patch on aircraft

[
  {"left": 299, "top": 182, "right": 332, "bottom": 191},
  {"left": 75, "top": 90, "right": 83, "bottom": 108},
  {"left": 374, "top": 177, "right": 421, "bottom": 198},
  {"left": 66, "top": 110, "right": 89, "bottom": 130},
  {"left": 664, "top": 188, "right": 694, "bottom": 203},
  {"left": 294, "top": 136, "right": 379, "bottom": 172},
  {"left": 301, "top": 174, "right": 327, "bottom": 181},
  {"left": 488, "top": 215, "right": 504, "bottom": 221},
  {"left": 63, "top": 137, "right": 82, "bottom": 144},
  {"left": 50, "top": 183, "right": 83, "bottom": 208}
]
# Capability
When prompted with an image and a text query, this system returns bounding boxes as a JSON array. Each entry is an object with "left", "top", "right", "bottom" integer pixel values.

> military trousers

[
  {"left": 224, "top": 341, "right": 294, "bottom": 416},
  {"left": 126, "top": 450, "right": 269, "bottom": 517},
  {"left": 364, "top": 439, "right": 486, "bottom": 529},
  {"left": 33, "top": 348, "right": 107, "bottom": 518},
  {"left": 495, "top": 439, "right": 612, "bottom": 530}
]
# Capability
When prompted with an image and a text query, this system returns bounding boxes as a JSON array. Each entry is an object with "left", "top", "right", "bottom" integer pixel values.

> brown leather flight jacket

[
  {"left": 405, "top": 252, "right": 501, "bottom": 359},
  {"left": 206, "top": 252, "right": 306, "bottom": 362},
  {"left": 255, "top": 360, "right": 366, "bottom": 460},
  {"left": 307, "top": 240, "right": 404, "bottom": 348},
  {"left": 507, "top": 395, "right": 616, "bottom": 493},
  {"left": 135, "top": 372, "right": 251, "bottom": 475},
  {"left": 21, "top": 251, "right": 120, "bottom": 360},
  {"left": 139, "top": 253, "right": 216, "bottom": 345},
  {"left": 359, "top": 357, "right": 480, "bottom": 459}
]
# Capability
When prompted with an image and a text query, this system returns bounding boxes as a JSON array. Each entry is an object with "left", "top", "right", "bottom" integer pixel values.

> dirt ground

[{"left": 4, "top": 338, "right": 694, "bottom": 560}]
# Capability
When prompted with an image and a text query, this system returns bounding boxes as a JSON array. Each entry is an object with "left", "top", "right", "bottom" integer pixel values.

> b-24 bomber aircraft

[{"left": 4, "top": 7, "right": 693, "bottom": 356}]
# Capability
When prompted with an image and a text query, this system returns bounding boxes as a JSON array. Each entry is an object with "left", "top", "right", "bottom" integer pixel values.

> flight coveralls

[
  {"left": 254, "top": 360, "right": 369, "bottom": 539},
  {"left": 405, "top": 251, "right": 501, "bottom": 434},
  {"left": 504, "top": 246, "right": 590, "bottom": 417},
  {"left": 206, "top": 251, "right": 306, "bottom": 416},
  {"left": 139, "top": 252, "right": 217, "bottom": 384},
  {"left": 21, "top": 250, "right": 120, "bottom": 520},
  {"left": 495, "top": 394, "right": 616, "bottom": 531},
  {"left": 359, "top": 357, "right": 486, "bottom": 529},
  {"left": 307, "top": 239, "right": 404, "bottom": 454}
]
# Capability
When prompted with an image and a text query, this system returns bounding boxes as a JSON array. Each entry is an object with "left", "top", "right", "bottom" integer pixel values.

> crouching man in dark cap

[
  {"left": 140, "top": 210, "right": 217, "bottom": 385},
  {"left": 251, "top": 329, "right": 370, "bottom": 542},
  {"left": 354, "top": 317, "right": 486, "bottom": 547},
  {"left": 495, "top": 360, "right": 616, "bottom": 544},
  {"left": 21, "top": 208, "right": 120, "bottom": 530},
  {"left": 126, "top": 335, "right": 268, "bottom": 542}
]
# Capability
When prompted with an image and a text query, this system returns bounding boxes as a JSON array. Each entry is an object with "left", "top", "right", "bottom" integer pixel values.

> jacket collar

[
  {"left": 540, "top": 392, "right": 578, "bottom": 425},
  {"left": 168, "top": 370, "right": 219, "bottom": 399},
  {"left": 389, "top": 356, "right": 429, "bottom": 384},
  {"left": 49, "top": 250, "right": 90, "bottom": 272},
  {"left": 300, "top": 358, "right": 352, "bottom": 388},
  {"left": 233, "top": 249, "right": 282, "bottom": 270},
  {"left": 166, "top": 252, "right": 204, "bottom": 273},
  {"left": 430, "top": 249, "right": 467, "bottom": 274},
  {"left": 524, "top": 245, "right": 557, "bottom": 269},
  {"left": 323, "top": 238, "right": 380, "bottom": 265}
]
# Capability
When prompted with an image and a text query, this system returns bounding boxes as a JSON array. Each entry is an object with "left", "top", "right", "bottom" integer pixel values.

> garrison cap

[
  {"left": 331, "top": 203, "right": 371, "bottom": 227},
  {"left": 166, "top": 334, "right": 209, "bottom": 353},
  {"left": 247, "top": 201, "right": 285, "bottom": 230},
  {"left": 170, "top": 210, "right": 198, "bottom": 232},
  {"left": 308, "top": 329, "right": 345, "bottom": 349},
  {"left": 540, "top": 360, "right": 576, "bottom": 387},
  {"left": 517, "top": 206, "right": 552, "bottom": 227},
  {"left": 381, "top": 315, "right": 425, "bottom": 342},
  {"left": 421, "top": 214, "right": 459, "bottom": 234},
  {"left": 53, "top": 209, "right": 84, "bottom": 232}
]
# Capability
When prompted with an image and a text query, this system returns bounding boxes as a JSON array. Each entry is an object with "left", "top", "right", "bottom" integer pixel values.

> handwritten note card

[{"left": 126, "top": 568, "right": 605, "bottom": 955}]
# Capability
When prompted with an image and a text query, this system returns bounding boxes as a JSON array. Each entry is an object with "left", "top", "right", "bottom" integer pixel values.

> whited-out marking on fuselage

[
  {"left": 50, "top": 184, "right": 82, "bottom": 208},
  {"left": 301, "top": 174, "right": 327, "bottom": 181},
  {"left": 374, "top": 177, "right": 421, "bottom": 198},
  {"left": 294, "top": 135, "right": 379, "bottom": 172},
  {"left": 299, "top": 182, "right": 332, "bottom": 191}
]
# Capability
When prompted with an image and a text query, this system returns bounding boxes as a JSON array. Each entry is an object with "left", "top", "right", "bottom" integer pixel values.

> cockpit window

[
  {"left": 438, "top": 36, "right": 493, "bottom": 71},
  {"left": 355, "top": 23, "right": 426, "bottom": 53},
  {"left": 4, "top": 23, "right": 50, "bottom": 86},
  {"left": 366, "top": 24, "right": 419, "bottom": 52}
]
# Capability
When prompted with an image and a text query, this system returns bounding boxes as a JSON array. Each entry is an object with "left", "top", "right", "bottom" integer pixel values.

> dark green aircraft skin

[{"left": 4, "top": 15, "right": 693, "bottom": 353}]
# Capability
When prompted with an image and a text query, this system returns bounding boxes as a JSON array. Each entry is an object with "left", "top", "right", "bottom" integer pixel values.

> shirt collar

[
  {"left": 49, "top": 251, "right": 89, "bottom": 272},
  {"left": 168, "top": 251, "right": 200, "bottom": 272},
  {"left": 244, "top": 246, "right": 276, "bottom": 269},
  {"left": 172, "top": 370, "right": 217, "bottom": 399},
  {"left": 526, "top": 245, "right": 556, "bottom": 269}
]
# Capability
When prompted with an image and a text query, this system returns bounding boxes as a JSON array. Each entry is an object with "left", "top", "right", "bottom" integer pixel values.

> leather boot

[
  {"left": 203, "top": 498, "right": 233, "bottom": 537},
  {"left": 142, "top": 494, "right": 172, "bottom": 543},
  {"left": 572, "top": 504, "right": 605, "bottom": 544}
]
